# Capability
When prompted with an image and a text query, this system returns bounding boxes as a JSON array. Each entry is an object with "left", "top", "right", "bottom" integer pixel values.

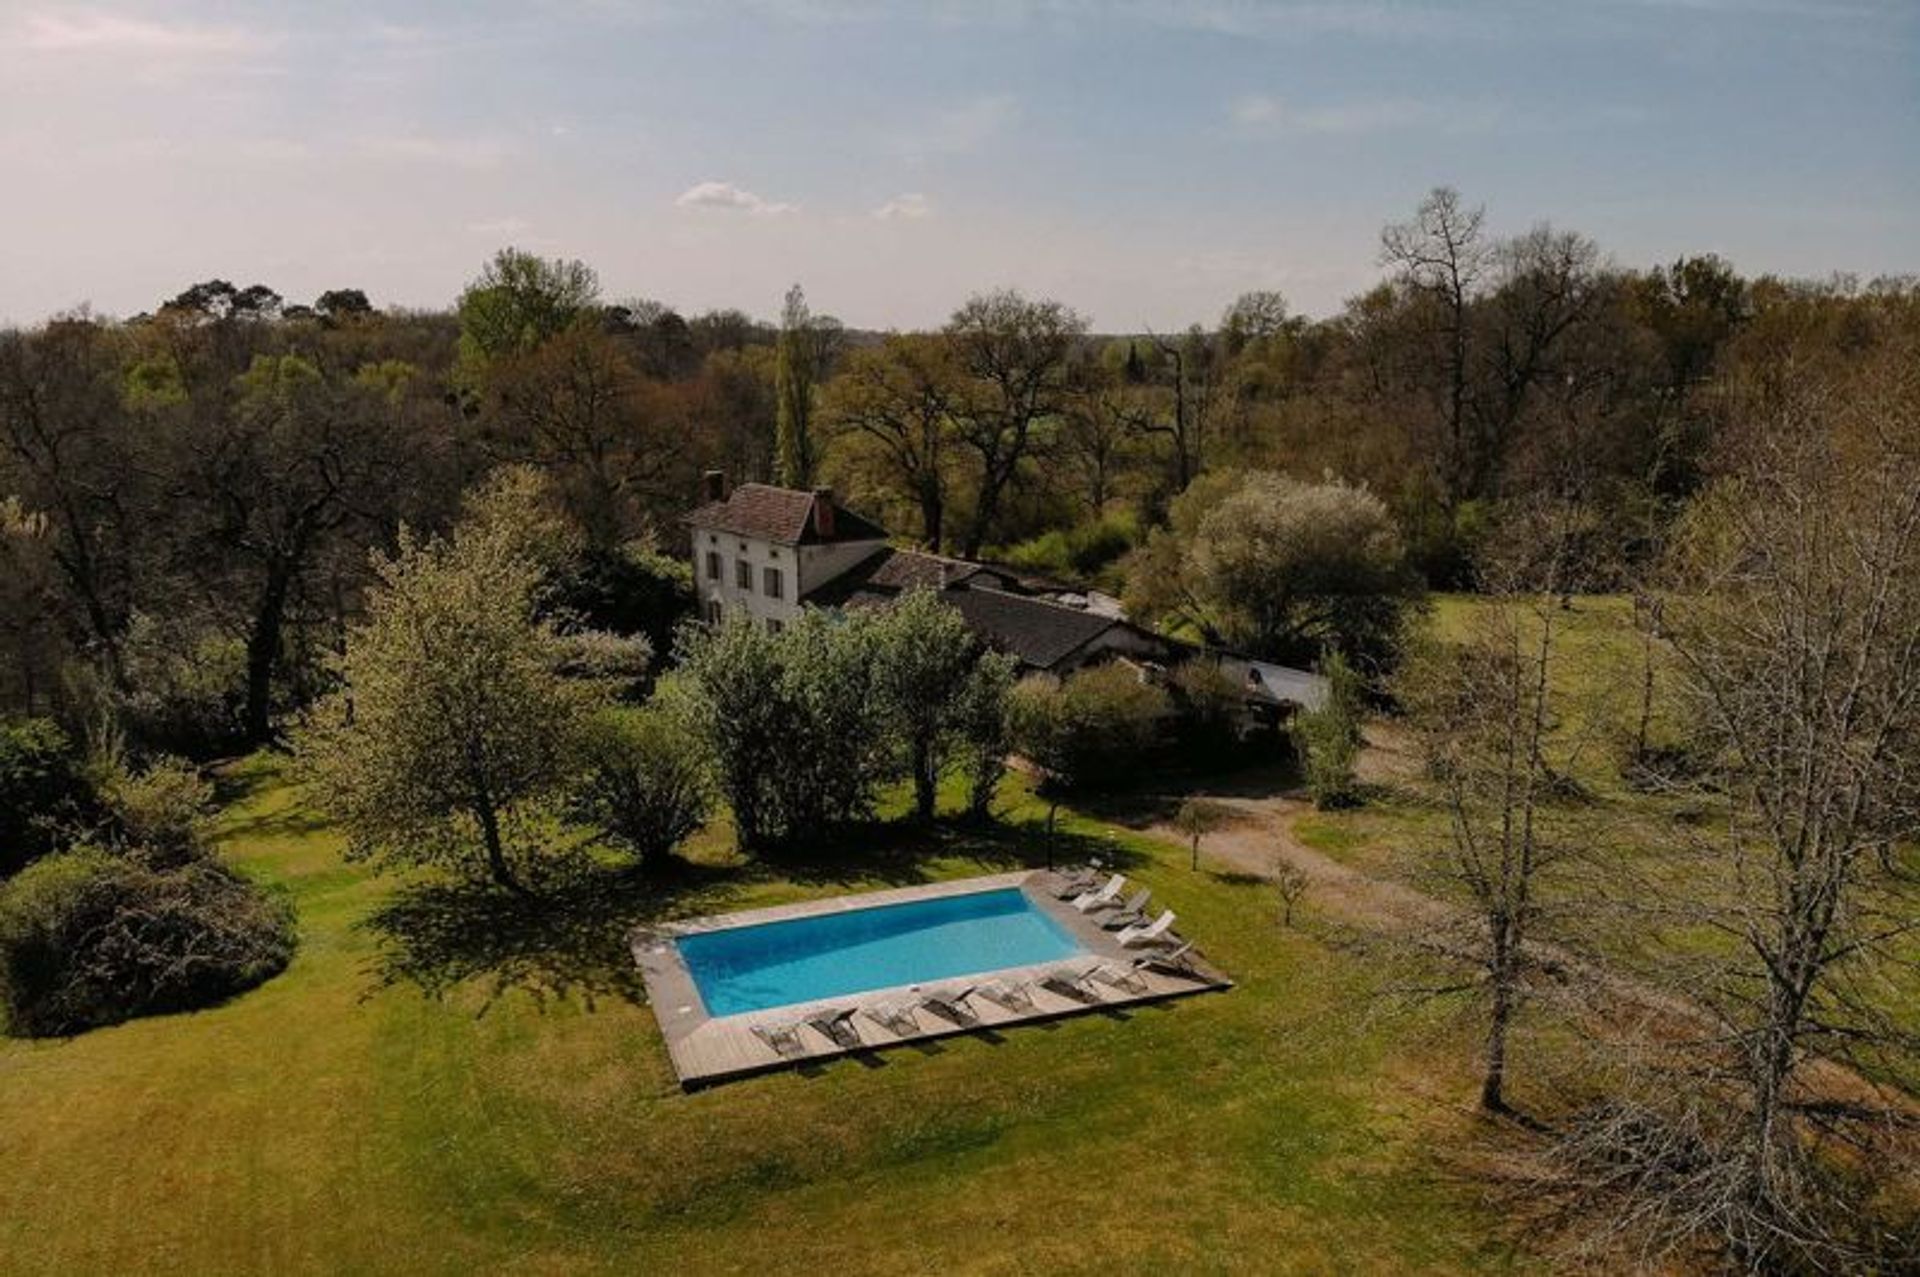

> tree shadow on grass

[
  {"left": 361, "top": 856, "right": 745, "bottom": 1013},
  {"left": 218, "top": 803, "right": 335, "bottom": 843},
  {"left": 766, "top": 813, "right": 1147, "bottom": 889},
  {"left": 360, "top": 814, "right": 1150, "bottom": 1010}
]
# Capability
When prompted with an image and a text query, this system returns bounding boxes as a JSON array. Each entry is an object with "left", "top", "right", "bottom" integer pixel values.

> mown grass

[{"left": 0, "top": 755, "right": 1527, "bottom": 1275}]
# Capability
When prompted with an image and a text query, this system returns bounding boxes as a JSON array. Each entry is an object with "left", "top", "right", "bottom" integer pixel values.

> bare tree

[
  {"left": 1381, "top": 187, "right": 1489, "bottom": 506},
  {"left": 1545, "top": 353, "right": 1920, "bottom": 1271},
  {"left": 1275, "top": 861, "right": 1310, "bottom": 928},
  {"left": 944, "top": 291, "right": 1086, "bottom": 557},
  {"left": 1132, "top": 325, "right": 1222, "bottom": 492},
  {"left": 1395, "top": 500, "right": 1608, "bottom": 1113},
  {"left": 0, "top": 319, "right": 135, "bottom": 681},
  {"left": 1057, "top": 354, "right": 1142, "bottom": 517}
]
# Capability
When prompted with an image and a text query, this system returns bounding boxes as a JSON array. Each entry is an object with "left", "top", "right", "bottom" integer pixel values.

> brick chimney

[
  {"left": 701, "top": 470, "right": 726, "bottom": 502},
  {"left": 811, "top": 487, "right": 835, "bottom": 538}
]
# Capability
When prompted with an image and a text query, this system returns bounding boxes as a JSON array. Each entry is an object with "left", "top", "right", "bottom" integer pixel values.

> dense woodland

[{"left": 2, "top": 186, "right": 1914, "bottom": 755}]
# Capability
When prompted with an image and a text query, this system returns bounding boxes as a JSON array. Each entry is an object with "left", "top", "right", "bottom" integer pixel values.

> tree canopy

[{"left": 1125, "top": 470, "right": 1423, "bottom": 670}]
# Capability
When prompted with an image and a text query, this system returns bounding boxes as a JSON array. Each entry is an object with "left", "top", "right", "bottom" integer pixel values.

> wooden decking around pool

[{"left": 632, "top": 870, "right": 1232, "bottom": 1089}]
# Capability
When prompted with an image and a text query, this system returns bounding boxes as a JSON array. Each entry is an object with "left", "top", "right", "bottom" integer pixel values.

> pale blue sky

[{"left": 0, "top": 1, "right": 1913, "bottom": 328}]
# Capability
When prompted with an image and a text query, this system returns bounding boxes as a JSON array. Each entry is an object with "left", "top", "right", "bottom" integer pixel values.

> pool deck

[{"left": 632, "top": 870, "right": 1231, "bottom": 1090}]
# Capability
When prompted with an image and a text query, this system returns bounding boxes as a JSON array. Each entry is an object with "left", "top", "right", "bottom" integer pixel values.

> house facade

[{"left": 684, "top": 476, "right": 889, "bottom": 631}]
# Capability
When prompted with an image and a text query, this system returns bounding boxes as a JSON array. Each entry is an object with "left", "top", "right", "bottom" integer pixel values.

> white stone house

[{"left": 683, "top": 476, "right": 890, "bottom": 632}]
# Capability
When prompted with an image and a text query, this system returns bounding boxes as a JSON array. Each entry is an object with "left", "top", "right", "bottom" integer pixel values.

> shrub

[
  {"left": 101, "top": 756, "right": 215, "bottom": 868},
  {"left": 675, "top": 610, "right": 892, "bottom": 850},
  {"left": 569, "top": 707, "right": 711, "bottom": 869},
  {"left": 1008, "top": 663, "right": 1169, "bottom": 791},
  {"left": 115, "top": 612, "right": 248, "bottom": 756},
  {"left": 955, "top": 652, "right": 1018, "bottom": 819},
  {"left": 868, "top": 588, "right": 994, "bottom": 820},
  {"left": 552, "top": 543, "right": 694, "bottom": 674},
  {"left": 1000, "top": 510, "right": 1140, "bottom": 581},
  {"left": 1291, "top": 651, "right": 1365, "bottom": 808},
  {"left": 676, "top": 600, "right": 1017, "bottom": 848},
  {"left": 1123, "top": 470, "right": 1423, "bottom": 672},
  {"left": 0, "top": 848, "right": 294, "bottom": 1037},
  {"left": 0, "top": 718, "right": 95, "bottom": 877},
  {"left": 1170, "top": 658, "right": 1244, "bottom": 756}
]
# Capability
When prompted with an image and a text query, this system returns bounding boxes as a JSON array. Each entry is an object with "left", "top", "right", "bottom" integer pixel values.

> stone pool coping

[{"left": 631, "top": 870, "right": 1231, "bottom": 1090}]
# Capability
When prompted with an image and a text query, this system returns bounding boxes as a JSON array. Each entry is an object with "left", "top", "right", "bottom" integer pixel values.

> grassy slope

[{"left": 0, "top": 757, "right": 1522, "bottom": 1276}]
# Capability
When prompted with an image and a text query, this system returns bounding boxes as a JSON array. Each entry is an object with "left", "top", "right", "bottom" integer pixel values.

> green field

[{"left": 0, "top": 753, "right": 1526, "bottom": 1275}]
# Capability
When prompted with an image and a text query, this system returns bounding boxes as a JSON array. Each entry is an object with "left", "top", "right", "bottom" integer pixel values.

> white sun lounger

[
  {"left": 1071, "top": 874, "right": 1127, "bottom": 913},
  {"left": 1085, "top": 961, "right": 1150, "bottom": 995},
  {"left": 750, "top": 1019, "right": 809, "bottom": 1059},
  {"left": 864, "top": 998, "right": 920, "bottom": 1036},
  {"left": 1117, "top": 909, "right": 1177, "bottom": 948},
  {"left": 974, "top": 977, "right": 1036, "bottom": 1012},
  {"left": 1135, "top": 939, "right": 1200, "bottom": 976},
  {"left": 1038, "top": 962, "right": 1109, "bottom": 1002},
  {"left": 919, "top": 985, "right": 978, "bottom": 1025}
]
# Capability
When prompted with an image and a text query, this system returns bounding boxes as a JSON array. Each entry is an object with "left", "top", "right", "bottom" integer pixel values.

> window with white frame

[{"left": 763, "top": 565, "right": 783, "bottom": 599}]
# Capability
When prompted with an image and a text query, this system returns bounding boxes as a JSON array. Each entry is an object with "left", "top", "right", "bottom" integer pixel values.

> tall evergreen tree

[{"left": 775, "top": 284, "right": 815, "bottom": 487}]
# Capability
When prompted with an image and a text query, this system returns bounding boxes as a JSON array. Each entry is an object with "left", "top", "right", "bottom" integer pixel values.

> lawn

[{"left": 0, "top": 756, "right": 1526, "bottom": 1275}]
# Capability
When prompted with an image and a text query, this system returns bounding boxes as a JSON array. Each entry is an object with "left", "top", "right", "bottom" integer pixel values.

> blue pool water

[{"left": 677, "top": 888, "right": 1085, "bottom": 1016}]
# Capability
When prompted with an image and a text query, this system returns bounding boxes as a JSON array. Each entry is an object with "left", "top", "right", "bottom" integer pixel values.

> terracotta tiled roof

[{"left": 683, "top": 484, "right": 889, "bottom": 546}]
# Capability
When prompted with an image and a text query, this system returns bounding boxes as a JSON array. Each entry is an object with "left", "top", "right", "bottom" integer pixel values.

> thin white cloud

[
  {"left": 355, "top": 136, "right": 514, "bottom": 170},
  {"left": 1231, "top": 93, "right": 1506, "bottom": 135},
  {"left": 467, "top": 217, "right": 531, "bottom": 236},
  {"left": 873, "top": 192, "right": 933, "bottom": 221},
  {"left": 16, "top": 11, "right": 273, "bottom": 56},
  {"left": 888, "top": 93, "right": 1019, "bottom": 158},
  {"left": 674, "top": 180, "right": 798, "bottom": 215}
]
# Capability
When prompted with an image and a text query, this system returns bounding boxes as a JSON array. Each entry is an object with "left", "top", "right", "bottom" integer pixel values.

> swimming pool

[{"left": 676, "top": 887, "right": 1086, "bottom": 1016}]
